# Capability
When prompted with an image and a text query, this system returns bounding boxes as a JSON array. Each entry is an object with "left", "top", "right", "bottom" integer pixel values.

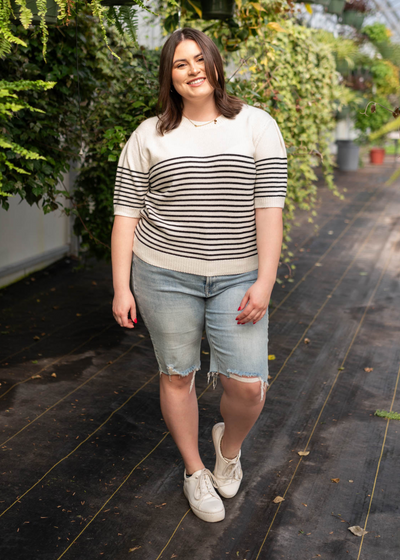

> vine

[{"left": 0, "top": 0, "right": 157, "bottom": 58}]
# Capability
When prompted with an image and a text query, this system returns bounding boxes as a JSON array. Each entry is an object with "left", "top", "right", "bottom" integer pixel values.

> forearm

[
  {"left": 111, "top": 215, "right": 140, "bottom": 294},
  {"left": 255, "top": 207, "right": 283, "bottom": 287}
]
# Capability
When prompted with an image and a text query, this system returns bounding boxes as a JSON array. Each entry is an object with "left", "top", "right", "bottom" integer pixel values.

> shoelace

[
  {"left": 194, "top": 468, "right": 220, "bottom": 500},
  {"left": 221, "top": 458, "right": 242, "bottom": 482}
]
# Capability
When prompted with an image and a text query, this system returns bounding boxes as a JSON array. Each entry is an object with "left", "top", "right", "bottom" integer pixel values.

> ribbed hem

[
  {"left": 133, "top": 237, "right": 259, "bottom": 276},
  {"left": 114, "top": 205, "right": 143, "bottom": 218},
  {"left": 254, "top": 197, "right": 285, "bottom": 209}
]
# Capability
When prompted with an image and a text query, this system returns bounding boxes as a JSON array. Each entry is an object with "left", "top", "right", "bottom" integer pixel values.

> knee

[
  {"left": 229, "top": 379, "right": 266, "bottom": 405},
  {"left": 160, "top": 370, "right": 195, "bottom": 391}
]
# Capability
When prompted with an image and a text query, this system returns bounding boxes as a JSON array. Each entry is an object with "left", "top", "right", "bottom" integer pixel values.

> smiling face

[{"left": 171, "top": 39, "right": 216, "bottom": 103}]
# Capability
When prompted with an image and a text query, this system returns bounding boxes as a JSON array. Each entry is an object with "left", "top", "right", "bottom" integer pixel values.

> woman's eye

[{"left": 177, "top": 64, "right": 185, "bottom": 68}]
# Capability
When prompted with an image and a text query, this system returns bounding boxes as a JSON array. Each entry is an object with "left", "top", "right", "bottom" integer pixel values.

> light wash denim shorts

[{"left": 131, "top": 254, "right": 269, "bottom": 401}]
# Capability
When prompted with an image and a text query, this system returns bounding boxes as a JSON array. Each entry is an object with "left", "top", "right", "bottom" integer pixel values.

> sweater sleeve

[
  {"left": 254, "top": 118, "right": 287, "bottom": 209},
  {"left": 113, "top": 131, "right": 150, "bottom": 218}
]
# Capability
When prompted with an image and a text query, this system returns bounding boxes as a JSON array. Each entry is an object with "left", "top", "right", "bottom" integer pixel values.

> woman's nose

[{"left": 188, "top": 63, "right": 200, "bottom": 75}]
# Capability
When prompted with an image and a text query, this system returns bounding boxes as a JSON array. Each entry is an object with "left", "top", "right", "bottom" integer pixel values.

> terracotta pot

[{"left": 369, "top": 148, "right": 385, "bottom": 165}]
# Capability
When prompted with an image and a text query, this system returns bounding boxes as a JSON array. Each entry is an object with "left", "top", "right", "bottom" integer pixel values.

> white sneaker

[
  {"left": 183, "top": 468, "right": 225, "bottom": 522},
  {"left": 212, "top": 422, "right": 243, "bottom": 498}
]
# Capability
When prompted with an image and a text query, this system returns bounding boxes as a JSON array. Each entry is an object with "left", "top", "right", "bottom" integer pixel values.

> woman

[{"left": 111, "top": 27, "right": 287, "bottom": 523}]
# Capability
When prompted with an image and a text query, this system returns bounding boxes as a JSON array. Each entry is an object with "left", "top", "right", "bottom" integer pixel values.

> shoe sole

[
  {"left": 183, "top": 487, "right": 225, "bottom": 523},
  {"left": 212, "top": 424, "right": 242, "bottom": 499}
]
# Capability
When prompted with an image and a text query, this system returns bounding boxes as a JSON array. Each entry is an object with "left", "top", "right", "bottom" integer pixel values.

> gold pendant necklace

[{"left": 183, "top": 113, "right": 220, "bottom": 127}]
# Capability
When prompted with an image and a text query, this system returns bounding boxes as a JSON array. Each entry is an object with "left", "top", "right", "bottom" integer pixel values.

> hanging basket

[
  {"left": 340, "top": 10, "right": 365, "bottom": 30},
  {"left": 11, "top": 0, "right": 58, "bottom": 24},
  {"left": 326, "top": 0, "right": 346, "bottom": 14},
  {"left": 100, "top": 0, "right": 136, "bottom": 6},
  {"left": 200, "top": 0, "right": 235, "bottom": 20}
]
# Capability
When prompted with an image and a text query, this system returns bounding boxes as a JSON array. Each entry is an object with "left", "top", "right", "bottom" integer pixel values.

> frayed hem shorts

[{"left": 132, "top": 254, "right": 269, "bottom": 401}]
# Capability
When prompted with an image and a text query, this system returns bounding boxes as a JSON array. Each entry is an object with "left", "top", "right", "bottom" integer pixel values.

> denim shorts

[{"left": 131, "top": 254, "right": 269, "bottom": 401}]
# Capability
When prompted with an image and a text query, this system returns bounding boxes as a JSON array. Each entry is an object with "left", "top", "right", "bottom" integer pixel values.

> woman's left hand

[{"left": 235, "top": 279, "right": 274, "bottom": 325}]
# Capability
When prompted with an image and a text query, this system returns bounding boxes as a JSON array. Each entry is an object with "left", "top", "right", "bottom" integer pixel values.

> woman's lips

[{"left": 187, "top": 77, "right": 206, "bottom": 87}]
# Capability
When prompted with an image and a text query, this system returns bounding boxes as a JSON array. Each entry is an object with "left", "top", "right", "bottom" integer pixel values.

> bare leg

[
  {"left": 159, "top": 371, "right": 205, "bottom": 475},
  {"left": 218, "top": 376, "right": 266, "bottom": 459}
]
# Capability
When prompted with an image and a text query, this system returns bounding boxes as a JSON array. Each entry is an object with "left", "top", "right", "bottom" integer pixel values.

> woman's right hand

[{"left": 112, "top": 289, "right": 137, "bottom": 328}]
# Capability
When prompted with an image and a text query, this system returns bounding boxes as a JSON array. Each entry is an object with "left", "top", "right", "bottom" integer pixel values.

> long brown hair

[{"left": 156, "top": 27, "right": 245, "bottom": 136}]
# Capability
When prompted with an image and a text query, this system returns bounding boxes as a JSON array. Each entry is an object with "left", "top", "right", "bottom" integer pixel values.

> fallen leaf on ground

[
  {"left": 31, "top": 375, "right": 42, "bottom": 379},
  {"left": 331, "top": 478, "right": 340, "bottom": 483},
  {"left": 304, "top": 338, "right": 310, "bottom": 344},
  {"left": 273, "top": 496, "right": 285, "bottom": 504},
  {"left": 298, "top": 451, "right": 310, "bottom": 456},
  {"left": 364, "top": 367, "right": 373, "bottom": 372},
  {"left": 129, "top": 546, "right": 141, "bottom": 552},
  {"left": 33, "top": 336, "right": 40, "bottom": 341},
  {"left": 268, "top": 354, "right": 276, "bottom": 360},
  {"left": 51, "top": 373, "right": 57, "bottom": 378},
  {"left": 302, "top": 503, "right": 308, "bottom": 507},
  {"left": 348, "top": 526, "right": 368, "bottom": 537},
  {"left": 201, "top": 351, "right": 209, "bottom": 355},
  {"left": 349, "top": 480, "right": 354, "bottom": 483},
  {"left": 375, "top": 409, "right": 400, "bottom": 420}
]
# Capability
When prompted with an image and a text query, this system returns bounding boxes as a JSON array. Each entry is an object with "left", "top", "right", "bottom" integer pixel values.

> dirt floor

[{"left": 1, "top": 157, "right": 399, "bottom": 560}]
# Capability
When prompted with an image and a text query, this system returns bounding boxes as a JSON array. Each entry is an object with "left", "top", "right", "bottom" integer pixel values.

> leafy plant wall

[{"left": 1, "top": 1, "right": 347, "bottom": 262}]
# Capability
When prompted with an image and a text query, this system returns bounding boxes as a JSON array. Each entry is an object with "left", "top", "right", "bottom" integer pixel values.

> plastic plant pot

[
  {"left": 326, "top": 0, "right": 346, "bottom": 14},
  {"left": 201, "top": 0, "right": 235, "bottom": 19},
  {"left": 369, "top": 148, "right": 385, "bottom": 165},
  {"left": 337, "top": 140, "right": 360, "bottom": 171},
  {"left": 341, "top": 10, "right": 365, "bottom": 30}
]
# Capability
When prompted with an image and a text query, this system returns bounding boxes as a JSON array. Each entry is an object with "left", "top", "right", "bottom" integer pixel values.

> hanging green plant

[
  {"left": 0, "top": 0, "right": 157, "bottom": 58},
  {"left": 11, "top": 0, "right": 58, "bottom": 24}
]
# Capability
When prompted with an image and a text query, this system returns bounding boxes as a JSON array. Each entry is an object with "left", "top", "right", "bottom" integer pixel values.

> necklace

[{"left": 183, "top": 113, "right": 220, "bottom": 127}]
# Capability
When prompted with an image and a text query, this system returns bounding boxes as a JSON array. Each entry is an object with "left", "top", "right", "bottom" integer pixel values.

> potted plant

[
  {"left": 369, "top": 137, "right": 386, "bottom": 164},
  {"left": 354, "top": 98, "right": 392, "bottom": 164},
  {"left": 339, "top": 0, "right": 370, "bottom": 30}
]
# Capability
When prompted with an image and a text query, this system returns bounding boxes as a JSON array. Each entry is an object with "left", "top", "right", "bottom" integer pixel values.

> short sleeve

[
  {"left": 113, "top": 131, "right": 150, "bottom": 218},
  {"left": 254, "top": 118, "right": 287, "bottom": 209}
]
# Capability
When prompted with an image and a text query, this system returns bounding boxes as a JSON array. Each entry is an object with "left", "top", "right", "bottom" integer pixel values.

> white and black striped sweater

[{"left": 113, "top": 104, "right": 287, "bottom": 276}]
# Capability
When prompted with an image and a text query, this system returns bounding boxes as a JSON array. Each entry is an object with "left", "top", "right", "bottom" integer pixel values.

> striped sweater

[{"left": 113, "top": 104, "right": 287, "bottom": 276}]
